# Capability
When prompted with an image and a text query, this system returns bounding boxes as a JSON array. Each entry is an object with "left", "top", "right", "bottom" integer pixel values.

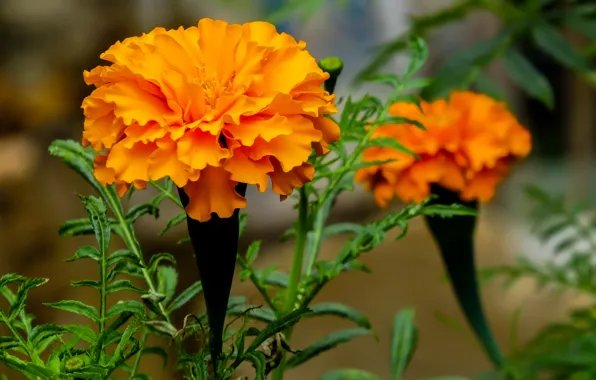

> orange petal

[
  {"left": 269, "top": 161, "right": 314, "bottom": 196},
  {"left": 100, "top": 81, "right": 180, "bottom": 127},
  {"left": 310, "top": 115, "right": 340, "bottom": 155},
  {"left": 94, "top": 154, "right": 117, "bottom": 185},
  {"left": 183, "top": 166, "right": 247, "bottom": 222},
  {"left": 148, "top": 138, "right": 195, "bottom": 187},
  {"left": 248, "top": 116, "right": 321, "bottom": 171},
  {"left": 106, "top": 141, "right": 157, "bottom": 182},
  {"left": 121, "top": 121, "right": 167, "bottom": 148},
  {"left": 177, "top": 129, "right": 229, "bottom": 170},
  {"left": 223, "top": 147, "right": 273, "bottom": 191},
  {"left": 224, "top": 114, "right": 294, "bottom": 146}
]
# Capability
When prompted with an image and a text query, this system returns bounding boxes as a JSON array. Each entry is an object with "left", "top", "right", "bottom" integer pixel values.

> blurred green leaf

[
  {"left": 532, "top": 22, "right": 589, "bottom": 71},
  {"left": 309, "top": 303, "right": 371, "bottom": 329},
  {"left": 473, "top": 73, "right": 507, "bottom": 102},
  {"left": 403, "top": 36, "right": 429, "bottom": 80},
  {"left": 502, "top": 48, "right": 553, "bottom": 108},
  {"left": 286, "top": 328, "right": 372, "bottom": 368},
  {"left": 390, "top": 308, "right": 418, "bottom": 380},
  {"left": 157, "top": 266, "right": 178, "bottom": 305},
  {"left": 321, "top": 369, "right": 380, "bottom": 380}
]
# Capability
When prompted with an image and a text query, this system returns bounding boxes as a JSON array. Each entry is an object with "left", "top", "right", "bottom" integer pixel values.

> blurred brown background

[{"left": 1, "top": 0, "right": 595, "bottom": 379}]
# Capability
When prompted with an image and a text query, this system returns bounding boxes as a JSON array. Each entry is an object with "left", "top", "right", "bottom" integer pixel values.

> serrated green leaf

[
  {"left": 48, "top": 140, "right": 105, "bottom": 196},
  {"left": 66, "top": 365, "right": 109, "bottom": 379},
  {"left": 126, "top": 203, "right": 159, "bottom": 224},
  {"left": 70, "top": 280, "right": 101, "bottom": 289},
  {"left": 8, "top": 278, "right": 48, "bottom": 320},
  {"left": 167, "top": 281, "right": 203, "bottom": 313},
  {"left": 108, "top": 319, "right": 138, "bottom": 367},
  {"left": 106, "top": 249, "right": 138, "bottom": 267},
  {"left": 157, "top": 266, "right": 178, "bottom": 304},
  {"left": 310, "top": 303, "right": 371, "bottom": 329},
  {"left": 403, "top": 36, "right": 429, "bottom": 79},
  {"left": 287, "top": 328, "right": 372, "bottom": 368},
  {"left": 66, "top": 245, "right": 100, "bottom": 262},
  {"left": 80, "top": 195, "right": 111, "bottom": 256},
  {"left": 246, "top": 241, "right": 262, "bottom": 265},
  {"left": 144, "top": 320, "right": 177, "bottom": 338},
  {"left": 64, "top": 325, "right": 97, "bottom": 343},
  {"left": 248, "top": 308, "right": 312, "bottom": 352},
  {"left": 0, "top": 352, "right": 55, "bottom": 378},
  {"left": 106, "top": 301, "right": 146, "bottom": 319},
  {"left": 0, "top": 274, "right": 26, "bottom": 289},
  {"left": 0, "top": 336, "right": 20, "bottom": 351},
  {"left": 390, "top": 308, "right": 418, "bottom": 380},
  {"left": 532, "top": 22, "right": 589, "bottom": 71},
  {"left": 321, "top": 369, "right": 380, "bottom": 380},
  {"left": 28, "top": 323, "right": 66, "bottom": 347},
  {"left": 228, "top": 306, "right": 276, "bottom": 323},
  {"left": 45, "top": 300, "right": 99, "bottom": 322},
  {"left": 141, "top": 346, "right": 168, "bottom": 368},
  {"left": 159, "top": 212, "right": 186, "bottom": 236},
  {"left": 106, "top": 280, "right": 145, "bottom": 294},
  {"left": 59, "top": 218, "right": 119, "bottom": 238},
  {"left": 148, "top": 253, "right": 176, "bottom": 275},
  {"left": 502, "top": 48, "right": 553, "bottom": 109}
]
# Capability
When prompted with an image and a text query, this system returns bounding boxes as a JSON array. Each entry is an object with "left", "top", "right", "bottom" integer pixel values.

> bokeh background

[{"left": 1, "top": 0, "right": 595, "bottom": 379}]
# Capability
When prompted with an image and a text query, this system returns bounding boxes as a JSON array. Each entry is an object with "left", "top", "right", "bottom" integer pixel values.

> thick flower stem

[{"left": 424, "top": 184, "right": 504, "bottom": 370}]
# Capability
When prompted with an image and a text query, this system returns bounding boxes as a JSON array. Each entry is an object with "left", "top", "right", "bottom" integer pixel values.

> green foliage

[{"left": 481, "top": 185, "right": 596, "bottom": 379}]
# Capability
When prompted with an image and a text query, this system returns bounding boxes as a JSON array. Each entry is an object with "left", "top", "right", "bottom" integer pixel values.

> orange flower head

[
  {"left": 355, "top": 91, "right": 531, "bottom": 207},
  {"left": 82, "top": 19, "right": 340, "bottom": 221}
]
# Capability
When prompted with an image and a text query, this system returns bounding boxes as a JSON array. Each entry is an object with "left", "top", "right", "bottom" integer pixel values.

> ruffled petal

[
  {"left": 183, "top": 166, "right": 246, "bottom": 222},
  {"left": 177, "top": 129, "right": 229, "bottom": 170},
  {"left": 223, "top": 146, "right": 273, "bottom": 191}
]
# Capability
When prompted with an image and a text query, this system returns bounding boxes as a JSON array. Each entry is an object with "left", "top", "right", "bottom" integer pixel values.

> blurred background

[{"left": 0, "top": 0, "right": 594, "bottom": 378}]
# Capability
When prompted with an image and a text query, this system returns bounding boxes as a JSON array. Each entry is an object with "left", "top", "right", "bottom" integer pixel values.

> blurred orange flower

[
  {"left": 355, "top": 91, "right": 531, "bottom": 207},
  {"left": 82, "top": 18, "right": 339, "bottom": 222}
]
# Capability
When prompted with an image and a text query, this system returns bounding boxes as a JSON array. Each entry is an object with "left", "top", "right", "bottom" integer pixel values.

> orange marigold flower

[
  {"left": 81, "top": 18, "right": 340, "bottom": 222},
  {"left": 355, "top": 91, "right": 531, "bottom": 207}
]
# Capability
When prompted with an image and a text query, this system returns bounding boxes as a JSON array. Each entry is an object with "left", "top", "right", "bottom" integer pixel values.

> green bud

[{"left": 318, "top": 56, "right": 344, "bottom": 95}]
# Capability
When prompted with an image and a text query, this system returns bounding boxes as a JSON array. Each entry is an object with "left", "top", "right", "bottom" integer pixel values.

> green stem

[
  {"left": 105, "top": 191, "right": 172, "bottom": 325},
  {"left": 272, "top": 188, "right": 309, "bottom": 380},
  {"left": 283, "top": 187, "right": 309, "bottom": 314},
  {"left": 129, "top": 330, "right": 148, "bottom": 377},
  {"left": 150, "top": 181, "right": 183, "bottom": 208},
  {"left": 0, "top": 311, "right": 43, "bottom": 366},
  {"left": 237, "top": 256, "right": 277, "bottom": 313}
]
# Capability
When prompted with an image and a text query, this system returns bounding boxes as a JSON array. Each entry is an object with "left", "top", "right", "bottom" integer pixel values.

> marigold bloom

[
  {"left": 355, "top": 91, "right": 531, "bottom": 207},
  {"left": 82, "top": 18, "right": 340, "bottom": 221}
]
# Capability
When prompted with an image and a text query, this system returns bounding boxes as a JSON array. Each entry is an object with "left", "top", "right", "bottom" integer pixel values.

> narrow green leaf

[
  {"left": 159, "top": 212, "right": 186, "bottom": 236},
  {"left": 0, "top": 353, "right": 55, "bottom": 378},
  {"left": 228, "top": 306, "right": 276, "bottom": 323},
  {"left": 365, "top": 137, "right": 418, "bottom": 158},
  {"left": 80, "top": 195, "right": 111, "bottom": 255},
  {"left": 106, "top": 280, "right": 145, "bottom": 294},
  {"left": 144, "top": 320, "right": 178, "bottom": 338},
  {"left": 0, "top": 336, "right": 20, "bottom": 351},
  {"left": 8, "top": 277, "right": 47, "bottom": 320},
  {"left": 403, "top": 36, "right": 429, "bottom": 79},
  {"left": 390, "top": 308, "right": 418, "bottom": 380},
  {"left": 58, "top": 218, "right": 95, "bottom": 237},
  {"left": 420, "top": 204, "right": 477, "bottom": 218},
  {"left": 321, "top": 369, "right": 380, "bottom": 380},
  {"left": 245, "top": 241, "right": 262, "bottom": 265},
  {"left": 109, "top": 319, "right": 138, "bottom": 367},
  {"left": 261, "top": 271, "right": 289, "bottom": 288},
  {"left": 45, "top": 300, "right": 99, "bottom": 323},
  {"left": 106, "top": 249, "right": 138, "bottom": 267},
  {"left": 246, "top": 351, "right": 267, "bottom": 380},
  {"left": 66, "top": 246, "right": 100, "bottom": 262},
  {"left": 28, "top": 323, "right": 66, "bottom": 348},
  {"left": 323, "top": 223, "right": 364, "bottom": 238},
  {"left": 502, "top": 49, "right": 553, "bottom": 109},
  {"left": 141, "top": 346, "right": 168, "bottom": 368},
  {"left": 64, "top": 325, "right": 97, "bottom": 343},
  {"left": 126, "top": 203, "right": 159, "bottom": 223},
  {"left": 473, "top": 73, "right": 506, "bottom": 102},
  {"left": 310, "top": 303, "right": 371, "bottom": 329},
  {"left": 402, "top": 77, "right": 433, "bottom": 91},
  {"left": 286, "top": 328, "right": 372, "bottom": 368},
  {"left": 148, "top": 253, "right": 177, "bottom": 275},
  {"left": 48, "top": 140, "right": 104, "bottom": 195},
  {"left": 564, "top": 12, "right": 596, "bottom": 39},
  {"left": 239, "top": 212, "right": 249, "bottom": 238},
  {"left": 106, "top": 300, "right": 146, "bottom": 319},
  {"left": 167, "top": 281, "right": 203, "bottom": 313},
  {"left": 0, "top": 274, "right": 26, "bottom": 288},
  {"left": 532, "top": 22, "right": 589, "bottom": 71},
  {"left": 157, "top": 266, "right": 178, "bottom": 304},
  {"left": 248, "top": 308, "right": 312, "bottom": 351},
  {"left": 71, "top": 280, "right": 100, "bottom": 289}
]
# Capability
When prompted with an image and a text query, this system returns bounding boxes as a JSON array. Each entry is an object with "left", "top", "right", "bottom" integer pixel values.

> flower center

[{"left": 194, "top": 66, "right": 235, "bottom": 108}]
